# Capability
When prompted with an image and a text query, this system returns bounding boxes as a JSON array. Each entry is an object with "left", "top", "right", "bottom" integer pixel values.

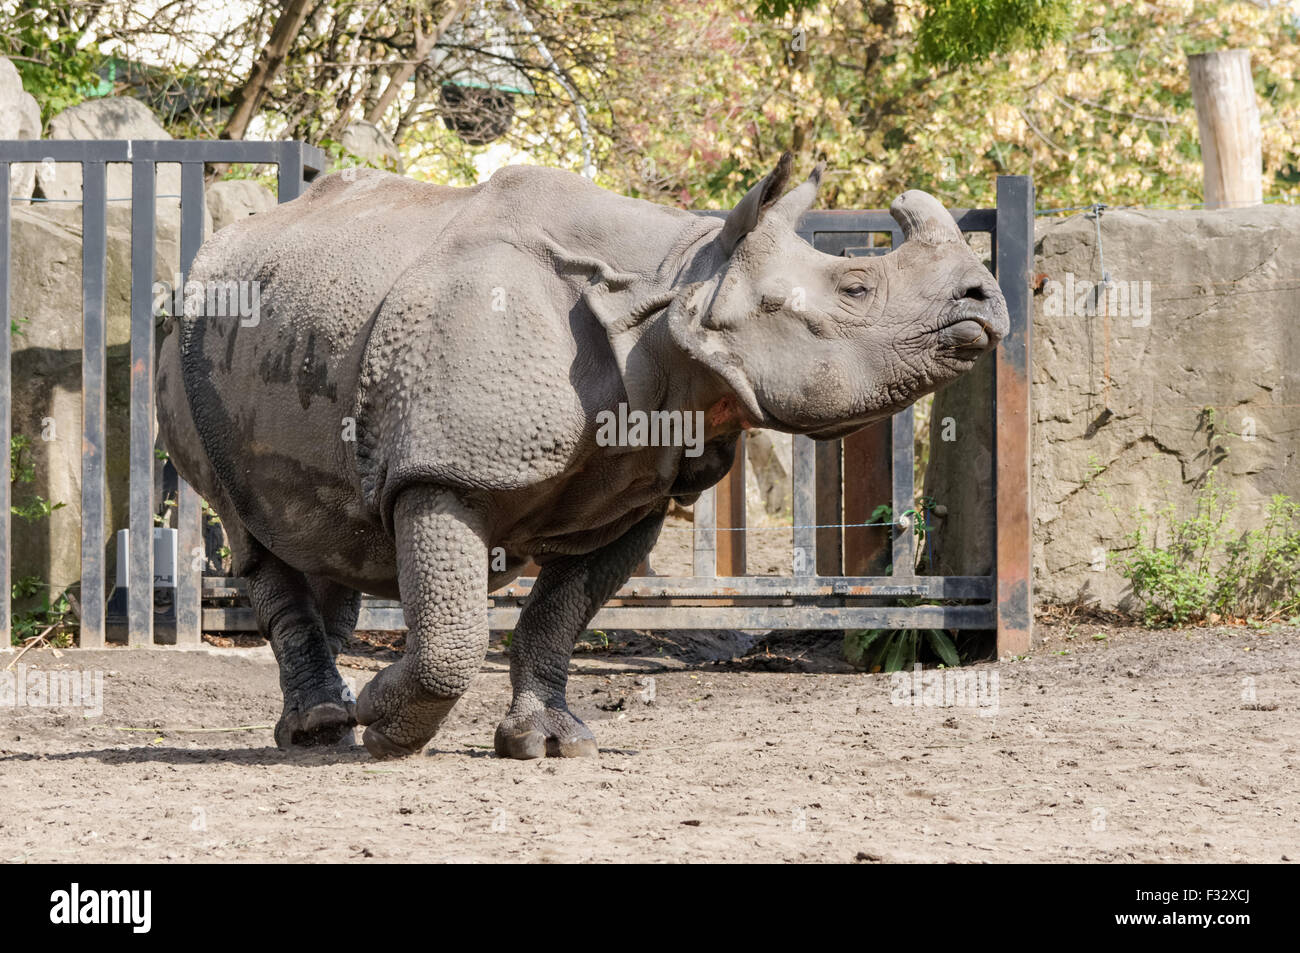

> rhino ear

[{"left": 717, "top": 152, "right": 794, "bottom": 256}]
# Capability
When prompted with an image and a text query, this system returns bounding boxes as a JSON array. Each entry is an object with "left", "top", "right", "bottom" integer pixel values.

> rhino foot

[
  {"left": 494, "top": 707, "right": 598, "bottom": 760},
  {"left": 354, "top": 664, "right": 459, "bottom": 760},
  {"left": 275, "top": 700, "right": 357, "bottom": 749}
]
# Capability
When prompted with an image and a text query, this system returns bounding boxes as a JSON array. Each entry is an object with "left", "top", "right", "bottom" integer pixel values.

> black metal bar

[
  {"left": 128, "top": 160, "right": 156, "bottom": 646},
  {"left": 174, "top": 162, "right": 205, "bottom": 646},
  {"left": 80, "top": 160, "right": 108, "bottom": 648},
  {"left": 0, "top": 162, "right": 10, "bottom": 645},
  {"left": 277, "top": 141, "right": 306, "bottom": 202}
]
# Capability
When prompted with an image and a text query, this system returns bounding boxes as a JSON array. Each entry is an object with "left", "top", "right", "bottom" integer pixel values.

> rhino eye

[{"left": 842, "top": 284, "right": 870, "bottom": 299}]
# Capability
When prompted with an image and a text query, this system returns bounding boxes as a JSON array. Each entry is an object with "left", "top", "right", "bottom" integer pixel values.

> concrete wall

[{"left": 928, "top": 205, "right": 1300, "bottom": 609}]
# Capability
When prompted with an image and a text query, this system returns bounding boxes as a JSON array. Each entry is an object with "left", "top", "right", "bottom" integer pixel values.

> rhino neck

[{"left": 559, "top": 215, "right": 729, "bottom": 417}]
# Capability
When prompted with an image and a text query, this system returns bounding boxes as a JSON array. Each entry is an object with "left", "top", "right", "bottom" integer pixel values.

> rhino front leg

[
  {"left": 495, "top": 509, "right": 665, "bottom": 760},
  {"left": 356, "top": 485, "right": 489, "bottom": 759}
]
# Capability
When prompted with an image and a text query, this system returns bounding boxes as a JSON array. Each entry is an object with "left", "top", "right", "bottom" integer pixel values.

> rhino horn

[
  {"left": 890, "top": 189, "right": 962, "bottom": 244},
  {"left": 767, "top": 160, "right": 826, "bottom": 230}
]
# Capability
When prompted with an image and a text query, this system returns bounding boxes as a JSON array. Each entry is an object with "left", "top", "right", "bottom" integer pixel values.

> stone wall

[{"left": 928, "top": 205, "right": 1300, "bottom": 609}]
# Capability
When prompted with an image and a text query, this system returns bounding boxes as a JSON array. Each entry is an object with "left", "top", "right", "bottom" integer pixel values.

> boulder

[
  {"left": 33, "top": 95, "right": 211, "bottom": 240},
  {"left": 8, "top": 204, "right": 185, "bottom": 599},
  {"left": 206, "top": 178, "right": 276, "bottom": 231},
  {"left": 340, "top": 120, "right": 403, "bottom": 172},
  {"left": 0, "top": 56, "right": 43, "bottom": 202},
  {"left": 927, "top": 206, "right": 1300, "bottom": 610},
  {"left": 37, "top": 97, "right": 175, "bottom": 202}
]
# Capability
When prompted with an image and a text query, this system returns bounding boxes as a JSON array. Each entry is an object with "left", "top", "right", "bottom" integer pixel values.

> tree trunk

[
  {"left": 1188, "top": 50, "right": 1263, "bottom": 210},
  {"left": 219, "top": 0, "right": 315, "bottom": 143},
  {"left": 364, "top": 0, "right": 469, "bottom": 128}
]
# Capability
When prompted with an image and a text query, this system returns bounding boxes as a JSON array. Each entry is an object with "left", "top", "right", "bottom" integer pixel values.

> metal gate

[{"left": 0, "top": 139, "right": 1032, "bottom": 656}]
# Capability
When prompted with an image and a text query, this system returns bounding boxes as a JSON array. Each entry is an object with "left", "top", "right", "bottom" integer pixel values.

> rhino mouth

[
  {"left": 939, "top": 318, "right": 991, "bottom": 352},
  {"left": 936, "top": 305, "right": 1006, "bottom": 356}
]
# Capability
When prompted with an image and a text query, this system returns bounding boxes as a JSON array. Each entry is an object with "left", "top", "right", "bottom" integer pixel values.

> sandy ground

[{"left": 1, "top": 622, "right": 1296, "bottom": 863}]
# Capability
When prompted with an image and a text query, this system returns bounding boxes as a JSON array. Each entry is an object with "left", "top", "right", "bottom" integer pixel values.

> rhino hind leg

[
  {"left": 495, "top": 509, "right": 665, "bottom": 760},
  {"left": 308, "top": 575, "right": 362, "bottom": 663},
  {"left": 241, "top": 542, "right": 358, "bottom": 749},
  {"left": 355, "top": 485, "right": 490, "bottom": 759}
]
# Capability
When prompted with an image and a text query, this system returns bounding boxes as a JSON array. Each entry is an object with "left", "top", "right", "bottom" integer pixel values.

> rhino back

[{"left": 178, "top": 170, "right": 472, "bottom": 575}]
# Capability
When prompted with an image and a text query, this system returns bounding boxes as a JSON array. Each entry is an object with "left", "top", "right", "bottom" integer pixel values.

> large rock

[
  {"left": 0, "top": 56, "right": 43, "bottom": 202},
  {"left": 206, "top": 178, "right": 276, "bottom": 231},
  {"left": 33, "top": 96, "right": 211, "bottom": 241},
  {"left": 9, "top": 204, "right": 185, "bottom": 599},
  {"left": 929, "top": 206, "right": 1300, "bottom": 610},
  {"left": 341, "top": 121, "right": 403, "bottom": 172},
  {"left": 38, "top": 97, "right": 177, "bottom": 201}
]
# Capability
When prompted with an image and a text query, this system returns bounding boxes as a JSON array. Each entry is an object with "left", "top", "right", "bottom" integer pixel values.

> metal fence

[
  {"left": 0, "top": 139, "right": 325, "bottom": 650},
  {"left": 0, "top": 138, "right": 1033, "bottom": 656}
]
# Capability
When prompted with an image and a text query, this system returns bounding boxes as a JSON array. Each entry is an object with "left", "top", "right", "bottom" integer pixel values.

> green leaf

[
  {"left": 882, "top": 632, "right": 915, "bottom": 672},
  {"left": 925, "top": 629, "right": 961, "bottom": 667}
]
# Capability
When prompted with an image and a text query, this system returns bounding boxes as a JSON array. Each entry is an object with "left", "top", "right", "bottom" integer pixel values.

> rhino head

[{"left": 672, "top": 153, "right": 1009, "bottom": 440}]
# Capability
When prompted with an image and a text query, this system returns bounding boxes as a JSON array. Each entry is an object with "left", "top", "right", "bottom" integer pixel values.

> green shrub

[
  {"left": 9, "top": 435, "right": 73, "bottom": 646},
  {"left": 1115, "top": 475, "right": 1300, "bottom": 626},
  {"left": 843, "top": 498, "right": 970, "bottom": 671}
]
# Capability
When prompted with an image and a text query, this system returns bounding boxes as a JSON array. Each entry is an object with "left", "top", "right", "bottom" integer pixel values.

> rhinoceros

[{"left": 156, "top": 153, "right": 1008, "bottom": 760}]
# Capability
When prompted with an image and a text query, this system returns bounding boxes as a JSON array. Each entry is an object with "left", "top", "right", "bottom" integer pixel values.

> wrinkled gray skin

[{"left": 156, "top": 153, "right": 1008, "bottom": 759}]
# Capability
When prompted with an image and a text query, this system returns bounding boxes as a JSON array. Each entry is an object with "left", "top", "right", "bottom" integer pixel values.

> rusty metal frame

[{"left": 0, "top": 138, "right": 1031, "bottom": 655}]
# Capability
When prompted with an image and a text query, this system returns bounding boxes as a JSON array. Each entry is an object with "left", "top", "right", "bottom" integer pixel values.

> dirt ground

[{"left": 1, "top": 621, "right": 1296, "bottom": 863}]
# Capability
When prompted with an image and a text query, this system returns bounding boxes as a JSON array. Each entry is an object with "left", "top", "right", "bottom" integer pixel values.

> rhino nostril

[{"left": 959, "top": 282, "right": 989, "bottom": 302}]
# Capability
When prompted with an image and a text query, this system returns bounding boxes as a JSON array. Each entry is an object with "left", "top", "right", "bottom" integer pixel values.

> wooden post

[
  {"left": 814, "top": 439, "right": 842, "bottom": 576},
  {"left": 994, "top": 176, "right": 1034, "bottom": 657},
  {"left": 714, "top": 434, "right": 746, "bottom": 576},
  {"left": 843, "top": 422, "right": 893, "bottom": 575},
  {"left": 1188, "top": 50, "right": 1263, "bottom": 210}
]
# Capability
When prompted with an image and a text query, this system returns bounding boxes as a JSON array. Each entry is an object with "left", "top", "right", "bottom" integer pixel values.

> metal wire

[{"left": 10, "top": 194, "right": 185, "bottom": 203}]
